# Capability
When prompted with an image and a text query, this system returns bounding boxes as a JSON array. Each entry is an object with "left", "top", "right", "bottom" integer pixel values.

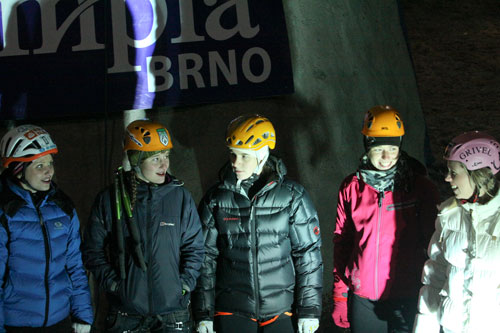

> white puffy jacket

[{"left": 414, "top": 191, "right": 500, "bottom": 333}]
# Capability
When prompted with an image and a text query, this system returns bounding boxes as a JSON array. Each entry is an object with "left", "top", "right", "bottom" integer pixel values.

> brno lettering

[{"left": 146, "top": 47, "right": 272, "bottom": 92}]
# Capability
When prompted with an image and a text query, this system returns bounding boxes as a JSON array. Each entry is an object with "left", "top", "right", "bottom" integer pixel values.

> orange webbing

[{"left": 215, "top": 312, "right": 234, "bottom": 316}]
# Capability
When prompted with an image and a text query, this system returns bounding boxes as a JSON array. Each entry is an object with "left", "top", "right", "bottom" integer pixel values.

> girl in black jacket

[
  {"left": 83, "top": 120, "right": 204, "bottom": 332},
  {"left": 193, "top": 115, "right": 323, "bottom": 333}
]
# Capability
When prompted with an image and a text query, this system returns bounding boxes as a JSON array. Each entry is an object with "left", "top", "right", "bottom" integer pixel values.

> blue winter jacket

[{"left": 0, "top": 177, "right": 93, "bottom": 330}]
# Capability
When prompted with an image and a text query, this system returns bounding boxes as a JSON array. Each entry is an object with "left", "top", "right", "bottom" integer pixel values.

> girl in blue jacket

[{"left": 0, "top": 125, "right": 93, "bottom": 332}]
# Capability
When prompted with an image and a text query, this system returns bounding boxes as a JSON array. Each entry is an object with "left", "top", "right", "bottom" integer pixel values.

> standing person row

[
  {"left": 414, "top": 131, "right": 500, "bottom": 333},
  {"left": 192, "top": 114, "right": 323, "bottom": 333},
  {"left": 0, "top": 125, "right": 93, "bottom": 332},
  {"left": 332, "top": 106, "right": 440, "bottom": 333},
  {"left": 82, "top": 120, "right": 205, "bottom": 332}
]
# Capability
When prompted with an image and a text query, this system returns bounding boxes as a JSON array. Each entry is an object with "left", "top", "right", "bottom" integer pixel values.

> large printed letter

[
  {"left": 146, "top": 56, "right": 174, "bottom": 92},
  {"left": 209, "top": 50, "right": 237, "bottom": 86},
  {"left": 205, "top": 0, "right": 259, "bottom": 41},
  {"left": 242, "top": 47, "right": 270, "bottom": 83},
  {"left": 178, "top": 53, "right": 205, "bottom": 89},
  {"left": 171, "top": 0, "right": 204, "bottom": 43},
  {"left": 0, "top": 0, "right": 29, "bottom": 56},
  {"left": 35, "top": 0, "right": 103, "bottom": 54}
]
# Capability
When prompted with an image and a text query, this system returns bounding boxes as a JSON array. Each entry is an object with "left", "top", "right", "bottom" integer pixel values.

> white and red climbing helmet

[{"left": 1, "top": 125, "right": 58, "bottom": 168}]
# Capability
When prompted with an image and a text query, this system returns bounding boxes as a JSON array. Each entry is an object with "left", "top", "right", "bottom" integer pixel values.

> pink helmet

[{"left": 444, "top": 131, "right": 500, "bottom": 174}]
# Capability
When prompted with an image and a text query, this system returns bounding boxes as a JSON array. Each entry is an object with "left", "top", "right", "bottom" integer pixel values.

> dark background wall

[{"left": 5, "top": 0, "right": 498, "bottom": 331}]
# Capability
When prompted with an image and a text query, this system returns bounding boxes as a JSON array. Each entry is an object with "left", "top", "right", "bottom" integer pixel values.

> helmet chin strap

[
  {"left": 17, "top": 168, "right": 39, "bottom": 193},
  {"left": 253, "top": 146, "right": 270, "bottom": 175}
]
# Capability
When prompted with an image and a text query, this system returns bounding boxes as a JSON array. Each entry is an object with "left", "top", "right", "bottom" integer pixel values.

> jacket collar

[
  {"left": 461, "top": 190, "right": 500, "bottom": 218},
  {"left": 218, "top": 155, "right": 286, "bottom": 191}
]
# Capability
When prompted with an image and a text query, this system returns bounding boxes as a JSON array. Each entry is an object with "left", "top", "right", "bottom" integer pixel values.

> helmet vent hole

[
  {"left": 253, "top": 138, "right": 262, "bottom": 146},
  {"left": 246, "top": 124, "right": 254, "bottom": 132},
  {"left": 245, "top": 136, "right": 254, "bottom": 145},
  {"left": 255, "top": 120, "right": 264, "bottom": 125},
  {"left": 262, "top": 132, "right": 269, "bottom": 139}
]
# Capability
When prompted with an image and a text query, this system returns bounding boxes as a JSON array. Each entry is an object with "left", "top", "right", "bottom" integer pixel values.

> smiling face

[
  {"left": 445, "top": 161, "right": 476, "bottom": 200},
  {"left": 367, "top": 145, "right": 400, "bottom": 171},
  {"left": 138, "top": 150, "right": 170, "bottom": 184},
  {"left": 229, "top": 148, "right": 258, "bottom": 180},
  {"left": 21, "top": 154, "right": 55, "bottom": 192}
]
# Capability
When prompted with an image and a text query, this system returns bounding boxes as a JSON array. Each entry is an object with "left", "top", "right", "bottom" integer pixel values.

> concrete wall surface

[{"left": 0, "top": 0, "right": 427, "bottom": 329}]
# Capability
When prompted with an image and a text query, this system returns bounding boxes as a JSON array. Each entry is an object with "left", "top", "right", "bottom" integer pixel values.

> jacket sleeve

[
  {"left": 333, "top": 180, "right": 354, "bottom": 301},
  {"left": 65, "top": 209, "right": 94, "bottom": 325},
  {"left": 179, "top": 190, "right": 205, "bottom": 293},
  {"left": 82, "top": 192, "right": 120, "bottom": 295},
  {"left": 289, "top": 186, "right": 323, "bottom": 318},
  {"left": 0, "top": 214, "right": 8, "bottom": 332},
  {"left": 414, "top": 214, "right": 448, "bottom": 333},
  {"left": 192, "top": 193, "right": 219, "bottom": 321}
]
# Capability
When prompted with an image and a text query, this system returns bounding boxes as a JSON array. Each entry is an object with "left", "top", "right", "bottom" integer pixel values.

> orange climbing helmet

[
  {"left": 226, "top": 115, "right": 276, "bottom": 150},
  {"left": 124, "top": 119, "right": 173, "bottom": 152},
  {"left": 361, "top": 105, "right": 405, "bottom": 137}
]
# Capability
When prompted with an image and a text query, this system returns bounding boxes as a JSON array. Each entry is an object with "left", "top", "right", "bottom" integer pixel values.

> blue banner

[{"left": 0, "top": 0, "right": 293, "bottom": 119}]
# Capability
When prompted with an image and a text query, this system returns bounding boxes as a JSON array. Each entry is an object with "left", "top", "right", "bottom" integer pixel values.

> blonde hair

[{"left": 468, "top": 166, "right": 500, "bottom": 204}]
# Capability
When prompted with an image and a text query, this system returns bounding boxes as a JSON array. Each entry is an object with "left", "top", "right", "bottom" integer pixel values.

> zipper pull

[{"left": 378, "top": 191, "right": 385, "bottom": 207}]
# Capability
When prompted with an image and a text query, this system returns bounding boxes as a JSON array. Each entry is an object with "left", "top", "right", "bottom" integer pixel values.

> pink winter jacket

[{"left": 333, "top": 171, "right": 439, "bottom": 301}]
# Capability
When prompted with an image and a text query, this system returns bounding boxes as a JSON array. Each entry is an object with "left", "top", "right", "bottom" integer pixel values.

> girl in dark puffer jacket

[{"left": 193, "top": 115, "right": 323, "bottom": 333}]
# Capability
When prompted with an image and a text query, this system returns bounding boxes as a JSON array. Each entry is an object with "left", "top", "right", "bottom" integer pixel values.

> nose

[
  {"left": 381, "top": 150, "right": 388, "bottom": 160},
  {"left": 160, "top": 157, "right": 169, "bottom": 168},
  {"left": 444, "top": 172, "right": 452, "bottom": 182},
  {"left": 45, "top": 165, "right": 54, "bottom": 175}
]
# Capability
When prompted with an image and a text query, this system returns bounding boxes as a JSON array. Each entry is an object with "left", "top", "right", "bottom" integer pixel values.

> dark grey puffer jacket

[{"left": 193, "top": 156, "right": 323, "bottom": 321}]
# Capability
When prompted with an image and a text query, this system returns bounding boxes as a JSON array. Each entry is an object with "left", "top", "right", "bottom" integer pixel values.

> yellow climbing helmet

[
  {"left": 361, "top": 105, "right": 405, "bottom": 137},
  {"left": 124, "top": 119, "right": 173, "bottom": 152},
  {"left": 226, "top": 115, "right": 276, "bottom": 150}
]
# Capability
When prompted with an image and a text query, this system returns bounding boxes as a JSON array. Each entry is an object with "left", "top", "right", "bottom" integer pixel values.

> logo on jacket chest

[{"left": 160, "top": 221, "right": 175, "bottom": 227}]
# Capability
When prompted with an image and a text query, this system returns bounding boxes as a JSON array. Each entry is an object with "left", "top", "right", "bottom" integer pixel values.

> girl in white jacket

[{"left": 414, "top": 131, "right": 500, "bottom": 333}]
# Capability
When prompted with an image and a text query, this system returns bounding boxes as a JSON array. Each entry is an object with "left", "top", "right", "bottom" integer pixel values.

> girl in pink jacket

[{"left": 332, "top": 106, "right": 439, "bottom": 332}]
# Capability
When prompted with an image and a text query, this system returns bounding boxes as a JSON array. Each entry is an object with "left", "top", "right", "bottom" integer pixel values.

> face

[
  {"left": 445, "top": 161, "right": 475, "bottom": 200},
  {"left": 368, "top": 145, "right": 400, "bottom": 170},
  {"left": 21, "top": 154, "right": 55, "bottom": 192},
  {"left": 138, "top": 150, "right": 170, "bottom": 184},
  {"left": 229, "top": 149, "right": 258, "bottom": 180}
]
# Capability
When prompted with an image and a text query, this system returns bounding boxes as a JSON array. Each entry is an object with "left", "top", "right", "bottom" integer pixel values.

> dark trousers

[
  {"left": 349, "top": 294, "right": 417, "bottom": 333},
  {"left": 5, "top": 316, "right": 72, "bottom": 333},
  {"left": 105, "top": 309, "right": 192, "bottom": 333},
  {"left": 215, "top": 314, "right": 294, "bottom": 333}
]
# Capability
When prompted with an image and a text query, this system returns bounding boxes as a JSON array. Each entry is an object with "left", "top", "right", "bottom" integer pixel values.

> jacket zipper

[
  {"left": 250, "top": 204, "right": 260, "bottom": 318},
  {"left": 249, "top": 181, "right": 275, "bottom": 318},
  {"left": 375, "top": 191, "right": 384, "bottom": 299},
  {"left": 37, "top": 207, "right": 50, "bottom": 327},
  {"left": 147, "top": 186, "right": 153, "bottom": 314}
]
